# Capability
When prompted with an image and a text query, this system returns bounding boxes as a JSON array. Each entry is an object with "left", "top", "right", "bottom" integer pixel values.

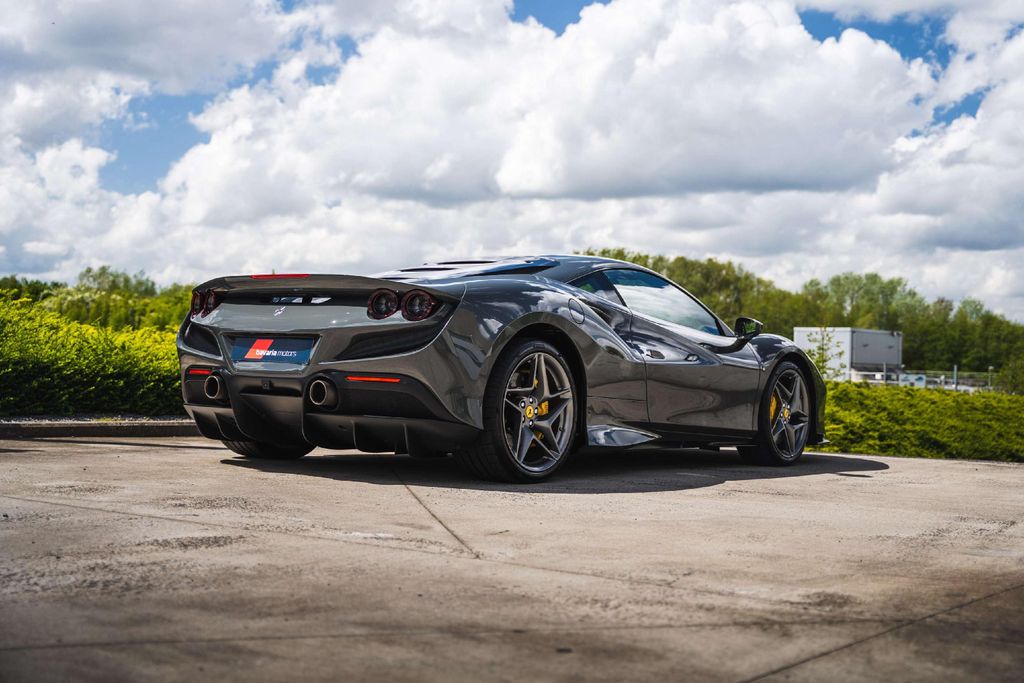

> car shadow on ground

[
  {"left": 25, "top": 438, "right": 228, "bottom": 451},
  {"left": 222, "top": 448, "right": 889, "bottom": 494}
]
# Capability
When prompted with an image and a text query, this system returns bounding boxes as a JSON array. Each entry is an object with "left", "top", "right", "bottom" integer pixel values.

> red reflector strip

[
  {"left": 345, "top": 375, "right": 401, "bottom": 384},
  {"left": 249, "top": 273, "right": 310, "bottom": 279},
  {"left": 187, "top": 368, "right": 212, "bottom": 376}
]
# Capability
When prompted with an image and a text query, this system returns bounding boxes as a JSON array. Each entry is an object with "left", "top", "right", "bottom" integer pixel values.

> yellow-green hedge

[
  {"left": 819, "top": 381, "right": 1024, "bottom": 462},
  {"left": 0, "top": 299, "right": 182, "bottom": 416}
]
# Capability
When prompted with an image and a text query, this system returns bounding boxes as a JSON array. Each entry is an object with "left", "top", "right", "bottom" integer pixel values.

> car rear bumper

[{"left": 183, "top": 368, "right": 480, "bottom": 455}]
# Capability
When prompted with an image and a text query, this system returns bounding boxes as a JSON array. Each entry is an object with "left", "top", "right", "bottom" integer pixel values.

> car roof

[
  {"left": 377, "top": 254, "right": 732, "bottom": 334},
  {"left": 374, "top": 254, "right": 643, "bottom": 284}
]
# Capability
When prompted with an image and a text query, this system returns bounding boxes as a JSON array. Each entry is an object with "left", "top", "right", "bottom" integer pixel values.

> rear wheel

[
  {"left": 738, "top": 361, "right": 811, "bottom": 466},
  {"left": 455, "top": 340, "right": 577, "bottom": 482},
  {"left": 221, "top": 440, "right": 313, "bottom": 460}
]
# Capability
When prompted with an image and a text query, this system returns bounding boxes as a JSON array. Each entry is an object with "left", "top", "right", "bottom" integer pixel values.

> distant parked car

[{"left": 177, "top": 255, "right": 826, "bottom": 482}]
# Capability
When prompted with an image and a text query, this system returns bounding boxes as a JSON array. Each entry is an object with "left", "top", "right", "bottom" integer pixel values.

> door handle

[{"left": 644, "top": 349, "right": 700, "bottom": 362}]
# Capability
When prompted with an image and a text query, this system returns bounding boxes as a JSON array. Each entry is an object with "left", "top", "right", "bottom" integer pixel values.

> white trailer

[{"left": 792, "top": 327, "right": 903, "bottom": 381}]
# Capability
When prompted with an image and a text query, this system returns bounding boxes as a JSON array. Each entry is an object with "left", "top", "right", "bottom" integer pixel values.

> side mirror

[
  {"left": 701, "top": 317, "right": 764, "bottom": 354},
  {"left": 735, "top": 316, "right": 764, "bottom": 339}
]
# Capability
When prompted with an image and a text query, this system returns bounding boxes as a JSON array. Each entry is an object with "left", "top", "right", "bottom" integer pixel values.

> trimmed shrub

[
  {"left": 0, "top": 299, "right": 182, "bottom": 416},
  {"left": 820, "top": 381, "right": 1024, "bottom": 462}
]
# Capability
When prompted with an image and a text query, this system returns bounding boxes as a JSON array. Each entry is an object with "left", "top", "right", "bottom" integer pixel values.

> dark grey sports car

[{"left": 178, "top": 255, "right": 826, "bottom": 482}]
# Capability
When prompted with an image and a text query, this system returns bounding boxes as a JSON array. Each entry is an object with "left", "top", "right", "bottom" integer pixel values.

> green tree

[
  {"left": 77, "top": 266, "right": 158, "bottom": 297},
  {"left": 0, "top": 276, "right": 65, "bottom": 302},
  {"left": 804, "top": 327, "right": 848, "bottom": 381},
  {"left": 996, "top": 356, "right": 1024, "bottom": 395},
  {"left": 35, "top": 267, "right": 191, "bottom": 330}
]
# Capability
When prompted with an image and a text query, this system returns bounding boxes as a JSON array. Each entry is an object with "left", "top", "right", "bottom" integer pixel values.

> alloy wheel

[
  {"left": 501, "top": 351, "right": 575, "bottom": 473},
  {"left": 768, "top": 369, "right": 810, "bottom": 460}
]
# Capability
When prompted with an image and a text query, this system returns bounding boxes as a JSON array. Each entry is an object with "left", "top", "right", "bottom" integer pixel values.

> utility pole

[
  {"left": 989, "top": 366, "right": 994, "bottom": 390},
  {"left": 953, "top": 364, "right": 958, "bottom": 390}
]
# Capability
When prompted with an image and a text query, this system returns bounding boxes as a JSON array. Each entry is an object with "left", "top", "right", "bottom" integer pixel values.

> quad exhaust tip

[
  {"left": 203, "top": 374, "right": 226, "bottom": 401},
  {"left": 308, "top": 378, "right": 338, "bottom": 408}
]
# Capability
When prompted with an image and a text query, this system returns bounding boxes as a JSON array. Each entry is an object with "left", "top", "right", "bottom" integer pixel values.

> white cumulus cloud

[{"left": 1, "top": 0, "right": 1024, "bottom": 320}]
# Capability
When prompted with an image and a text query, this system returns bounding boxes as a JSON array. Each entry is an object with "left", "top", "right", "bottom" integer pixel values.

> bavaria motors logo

[{"left": 244, "top": 339, "right": 299, "bottom": 360}]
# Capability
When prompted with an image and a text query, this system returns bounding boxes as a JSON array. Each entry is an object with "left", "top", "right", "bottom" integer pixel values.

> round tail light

[
  {"left": 401, "top": 290, "right": 438, "bottom": 321},
  {"left": 201, "top": 291, "right": 219, "bottom": 317},
  {"left": 367, "top": 289, "right": 400, "bottom": 319}
]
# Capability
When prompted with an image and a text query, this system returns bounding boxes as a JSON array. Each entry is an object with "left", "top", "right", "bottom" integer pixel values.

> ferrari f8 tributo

[{"left": 178, "top": 255, "right": 826, "bottom": 482}]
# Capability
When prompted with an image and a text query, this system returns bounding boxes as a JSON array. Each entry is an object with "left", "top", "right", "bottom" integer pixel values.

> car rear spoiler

[{"left": 195, "top": 274, "right": 462, "bottom": 302}]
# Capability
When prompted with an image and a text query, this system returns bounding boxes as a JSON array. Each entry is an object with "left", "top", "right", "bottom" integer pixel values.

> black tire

[
  {"left": 738, "top": 361, "right": 812, "bottom": 466},
  {"left": 455, "top": 339, "right": 578, "bottom": 483},
  {"left": 221, "top": 440, "right": 313, "bottom": 460}
]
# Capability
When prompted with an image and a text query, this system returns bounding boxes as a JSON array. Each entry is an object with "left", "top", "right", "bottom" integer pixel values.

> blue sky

[
  {"left": 798, "top": 9, "right": 952, "bottom": 66},
  {"left": 98, "top": 94, "right": 208, "bottom": 195},
  {"left": 511, "top": 0, "right": 611, "bottom": 33},
  {"left": 98, "top": 0, "right": 967, "bottom": 195}
]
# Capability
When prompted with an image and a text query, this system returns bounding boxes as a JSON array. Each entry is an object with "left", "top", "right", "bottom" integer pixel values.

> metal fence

[{"left": 851, "top": 367, "right": 995, "bottom": 392}]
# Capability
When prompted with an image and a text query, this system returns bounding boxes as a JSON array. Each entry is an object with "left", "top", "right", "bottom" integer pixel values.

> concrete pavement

[{"left": 1, "top": 438, "right": 1022, "bottom": 681}]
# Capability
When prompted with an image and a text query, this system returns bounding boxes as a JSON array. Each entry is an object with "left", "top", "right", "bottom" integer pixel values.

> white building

[{"left": 793, "top": 327, "right": 903, "bottom": 382}]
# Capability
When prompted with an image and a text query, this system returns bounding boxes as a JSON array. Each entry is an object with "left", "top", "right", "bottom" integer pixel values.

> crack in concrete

[
  {"left": 0, "top": 493, "right": 476, "bottom": 558},
  {"left": 0, "top": 494, "right": 704, "bottom": 590},
  {"left": 740, "top": 581, "right": 1024, "bottom": 682},
  {"left": 389, "top": 466, "right": 480, "bottom": 559}
]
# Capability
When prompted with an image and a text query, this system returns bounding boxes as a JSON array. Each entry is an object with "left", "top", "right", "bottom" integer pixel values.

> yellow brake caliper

[{"left": 770, "top": 394, "right": 778, "bottom": 421}]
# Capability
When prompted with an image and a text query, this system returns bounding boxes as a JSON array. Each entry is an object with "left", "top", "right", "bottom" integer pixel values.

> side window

[
  {"left": 604, "top": 269, "right": 722, "bottom": 335},
  {"left": 571, "top": 271, "right": 625, "bottom": 306}
]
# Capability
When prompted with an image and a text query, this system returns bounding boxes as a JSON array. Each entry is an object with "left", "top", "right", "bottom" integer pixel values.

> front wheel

[
  {"left": 455, "top": 339, "right": 578, "bottom": 482},
  {"left": 222, "top": 440, "right": 313, "bottom": 460},
  {"left": 738, "top": 361, "right": 812, "bottom": 466}
]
